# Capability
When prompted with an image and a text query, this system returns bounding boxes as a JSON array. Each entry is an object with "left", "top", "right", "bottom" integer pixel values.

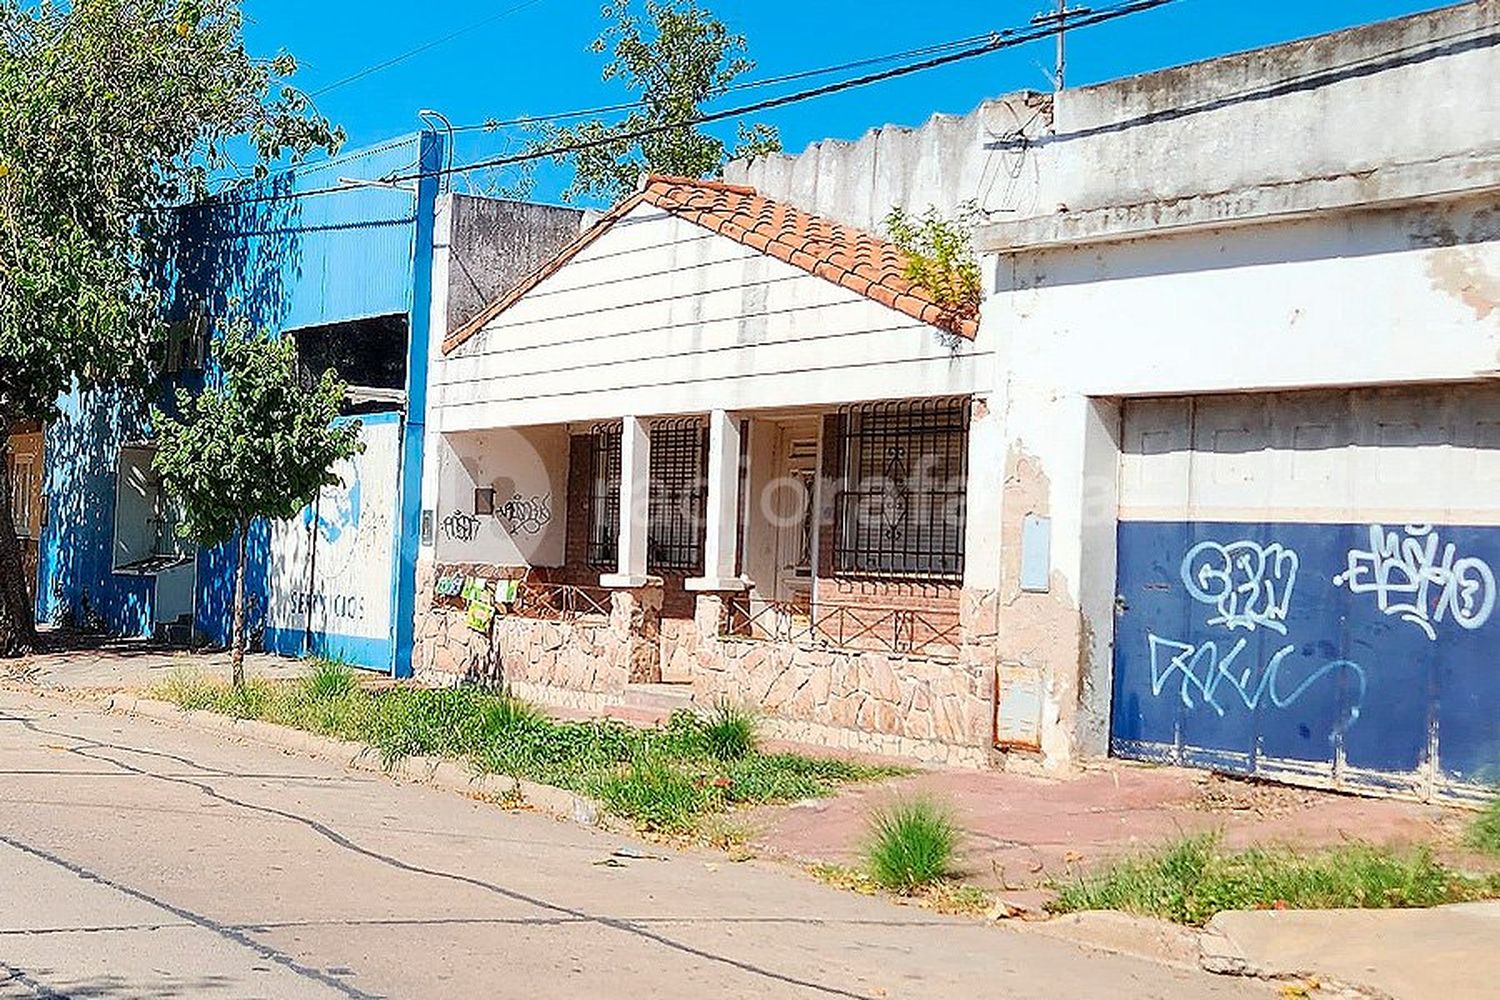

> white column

[
  {"left": 962, "top": 395, "right": 1003, "bottom": 594},
  {"left": 601, "top": 415, "right": 651, "bottom": 587},
  {"left": 687, "top": 409, "right": 746, "bottom": 592}
]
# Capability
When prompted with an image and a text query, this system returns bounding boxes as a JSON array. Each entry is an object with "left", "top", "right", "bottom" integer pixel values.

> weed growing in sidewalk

[
  {"left": 1467, "top": 797, "right": 1500, "bottom": 857},
  {"left": 1050, "top": 833, "right": 1500, "bottom": 926},
  {"left": 864, "top": 798, "right": 958, "bottom": 893},
  {"left": 151, "top": 669, "right": 899, "bottom": 834}
]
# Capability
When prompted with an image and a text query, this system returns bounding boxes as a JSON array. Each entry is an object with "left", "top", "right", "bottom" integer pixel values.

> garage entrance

[{"left": 1110, "top": 386, "right": 1500, "bottom": 799}]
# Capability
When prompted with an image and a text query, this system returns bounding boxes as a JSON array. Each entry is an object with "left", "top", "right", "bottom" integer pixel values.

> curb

[{"left": 94, "top": 692, "right": 608, "bottom": 830}]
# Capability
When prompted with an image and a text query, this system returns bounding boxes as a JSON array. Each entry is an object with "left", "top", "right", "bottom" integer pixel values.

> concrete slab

[{"left": 1201, "top": 903, "right": 1500, "bottom": 999}]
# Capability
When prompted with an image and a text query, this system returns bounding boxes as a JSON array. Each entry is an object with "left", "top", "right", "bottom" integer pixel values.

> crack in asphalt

[{"left": 0, "top": 706, "right": 872, "bottom": 999}]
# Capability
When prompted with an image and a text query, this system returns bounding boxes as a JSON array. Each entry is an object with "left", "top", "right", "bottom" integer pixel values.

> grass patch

[
  {"left": 701, "top": 702, "right": 757, "bottom": 761},
  {"left": 864, "top": 798, "right": 958, "bottom": 894},
  {"left": 151, "top": 668, "right": 898, "bottom": 834},
  {"left": 1051, "top": 833, "right": 1500, "bottom": 926},
  {"left": 1467, "top": 797, "right": 1500, "bottom": 857},
  {"left": 810, "top": 862, "right": 991, "bottom": 915}
]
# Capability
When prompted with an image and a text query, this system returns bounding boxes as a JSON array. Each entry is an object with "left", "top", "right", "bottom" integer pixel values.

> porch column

[
  {"left": 687, "top": 409, "right": 746, "bottom": 592},
  {"left": 601, "top": 415, "right": 652, "bottom": 587}
]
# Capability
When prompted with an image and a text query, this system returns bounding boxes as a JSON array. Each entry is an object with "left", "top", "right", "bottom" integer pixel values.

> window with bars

[
  {"left": 584, "top": 425, "right": 621, "bottom": 567},
  {"left": 833, "top": 398, "right": 970, "bottom": 581},
  {"left": 647, "top": 420, "right": 708, "bottom": 572},
  {"left": 579, "top": 420, "right": 710, "bottom": 573}
]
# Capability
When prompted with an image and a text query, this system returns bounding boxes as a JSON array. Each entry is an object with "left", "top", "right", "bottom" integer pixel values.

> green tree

[
  {"left": 153, "top": 326, "right": 361, "bottom": 686},
  {"left": 530, "top": 0, "right": 780, "bottom": 204},
  {"left": 0, "top": 0, "right": 341, "bottom": 655}
]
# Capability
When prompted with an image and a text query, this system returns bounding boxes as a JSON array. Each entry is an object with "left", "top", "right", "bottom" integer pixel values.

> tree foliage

[
  {"left": 884, "top": 202, "right": 984, "bottom": 324},
  {"left": 530, "top": 0, "right": 780, "bottom": 204},
  {"left": 0, "top": 0, "right": 342, "bottom": 425},
  {"left": 152, "top": 326, "right": 362, "bottom": 681},
  {"left": 0, "top": 0, "right": 340, "bottom": 653}
]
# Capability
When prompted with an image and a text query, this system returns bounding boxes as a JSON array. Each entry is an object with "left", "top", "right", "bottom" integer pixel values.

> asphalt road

[{"left": 0, "top": 691, "right": 1265, "bottom": 999}]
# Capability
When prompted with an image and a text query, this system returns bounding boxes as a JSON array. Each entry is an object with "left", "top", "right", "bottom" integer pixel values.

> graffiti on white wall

[
  {"left": 1333, "top": 523, "right": 1496, "bottom": 640},
  {"left": 496, "top": 493, "right": 551, "bottom": 536},
  {"left": 266, "top": 418, "right": 398, "bottom": 653},
  {"left": 1181, "top": 539, "right": 1298, "bottom": 635}
]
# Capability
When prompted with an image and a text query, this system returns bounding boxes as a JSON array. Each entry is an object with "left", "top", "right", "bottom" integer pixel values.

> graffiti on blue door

[{"left": 1112, "top": 521, "right": 1500, "bottom": 793}]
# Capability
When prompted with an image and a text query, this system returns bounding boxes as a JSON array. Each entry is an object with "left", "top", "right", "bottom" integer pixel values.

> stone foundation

[{"left": 411, "top": 557, "right": 1001, "bottom": 767}]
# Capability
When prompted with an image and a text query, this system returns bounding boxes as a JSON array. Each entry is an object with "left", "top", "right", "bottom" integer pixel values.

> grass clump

[
  {"left": 301, "top": 658, "right": 357, "bottom": 701},
  {"left": 1052, "top": 833, "right": 1500, "bottom": 926},
  {"left": 150, "top": 672, "right": 895, "bottom": 835},
  {"left": 864, "top": 798, "right": 958, "bottom": 894},
  {"left": 701, "top": 702, "right": 757, "bottom": 761},
  {"left": 1467, "top": 797, "right": 1500, "bottom": 857}
]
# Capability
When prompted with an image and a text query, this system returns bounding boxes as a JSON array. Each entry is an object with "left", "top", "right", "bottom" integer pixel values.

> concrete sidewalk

[
  {"left": 740, "top": 765, "right": 1482, "bottom": 906},
  {"left": 7, "top": 634, "right": 306, "bottom": 691},
  {"left": 1200, "top": 902, "right": 1500, "bottom": 999}
]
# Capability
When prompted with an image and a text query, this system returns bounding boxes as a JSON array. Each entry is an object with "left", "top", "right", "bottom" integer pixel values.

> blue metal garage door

[{"left": 1109, "top": 389, "right": 1500, "bottom": 800}]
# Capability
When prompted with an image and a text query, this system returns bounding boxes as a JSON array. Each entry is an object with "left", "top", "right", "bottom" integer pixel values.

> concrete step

[{"left": 619, "top": 682, "right": 694, "bottom": 720}]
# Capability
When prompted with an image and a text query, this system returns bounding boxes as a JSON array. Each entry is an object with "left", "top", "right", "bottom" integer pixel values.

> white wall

[
  {"left": 265, "top": 417, "right": 401, "bottom": 657},
  {"left": 985, "top": 196, "right": 1500, "bottom": 757},
  {"left": 431, "top": 425, "right": 569, "bottom": 567},
  {"left": 432, "top": 204, "right": 991, "bottom": 431}
]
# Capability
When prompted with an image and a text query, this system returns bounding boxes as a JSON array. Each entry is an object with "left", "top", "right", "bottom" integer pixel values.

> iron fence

[
  {"left": 719, "top": 595, "right": 961, "bottom": 659},
  {"left": 507, "top": 580, "right": 614, "bottom": 623}
]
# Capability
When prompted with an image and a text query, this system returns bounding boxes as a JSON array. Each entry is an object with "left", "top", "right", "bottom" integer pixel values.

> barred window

[
  {"left": 580, "top": 420, "right": 708, "bottom": 573},
  {"left": 647, "top": 419, "right": 708, "bottom": 572},
  {"left": 834, "top": 398, "right": 969, "bottom": 581},
  {"left": 584, "top": 425, "right": 621, "bottom": 567}
]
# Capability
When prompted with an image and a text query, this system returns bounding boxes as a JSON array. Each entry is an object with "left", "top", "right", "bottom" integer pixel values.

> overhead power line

[
  {"left": 446, "top": 28, "right": 1009, "bottom": 134},
  {"left": 310, "top": 0, "right": 548, "bottom": 97},
  {"left": 215, "top": 0, "right": 1173, "bottom": 206}
]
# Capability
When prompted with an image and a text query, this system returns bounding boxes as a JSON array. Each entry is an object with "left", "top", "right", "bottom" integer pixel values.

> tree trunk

[
  {"left": 0, "top": 434, "right": 37, "bottom": 657},
  {"left": 231, "top": 519, "right": 247, "bottom": 688}
]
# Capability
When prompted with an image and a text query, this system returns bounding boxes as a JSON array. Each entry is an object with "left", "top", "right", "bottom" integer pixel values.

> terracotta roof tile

[{"left": 443, "top": 175, "right": 978, "bottom": 355}]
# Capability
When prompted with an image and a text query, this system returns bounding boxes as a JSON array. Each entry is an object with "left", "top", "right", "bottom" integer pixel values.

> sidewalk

[
  {"left": 7, "top": 634, "right": 305, "bottom": 691},
  {"left": 739, "top": 763, "right": 1481, "bottom": 905},
  {"left": 1200, "top": 901, "right": 1500, "bottom": 999}
]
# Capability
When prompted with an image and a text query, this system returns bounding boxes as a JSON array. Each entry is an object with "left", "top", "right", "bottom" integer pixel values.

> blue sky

[{"left": 241, "top": 0, "right": 1447, "bottom": 205}]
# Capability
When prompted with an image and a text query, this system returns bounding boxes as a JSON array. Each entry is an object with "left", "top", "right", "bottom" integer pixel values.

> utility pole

[{"left": 1033, "top": 2, "right": 1091, "bottom": 91}]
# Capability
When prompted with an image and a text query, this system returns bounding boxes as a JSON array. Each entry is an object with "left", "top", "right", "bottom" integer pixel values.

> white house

[{"left": 415, "top": 175, "right": 1006, "bottom": 764}]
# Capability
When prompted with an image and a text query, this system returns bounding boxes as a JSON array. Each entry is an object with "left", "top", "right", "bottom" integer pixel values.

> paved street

[{"left": 0, "top": 691, "right": 1264, "bottom": 999}]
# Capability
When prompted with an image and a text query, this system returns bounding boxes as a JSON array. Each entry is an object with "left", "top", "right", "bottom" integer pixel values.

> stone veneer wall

[
  {"left": 412, "top": 558, "right": 663, "bottom": 708},
  {"left": 412, "top": 557, "right": 1002, "bottom": 766},
  {"left": 687, "top": 593, "right": 998, "bottom": 766}
]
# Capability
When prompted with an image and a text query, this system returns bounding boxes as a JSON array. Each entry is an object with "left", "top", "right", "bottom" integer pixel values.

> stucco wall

[
  {"left": 431, "top": 426, "right": 569, "bottom": 567},
  {"left": 723, "top": 93, "right": 1052, "bottom": 233},
  {"left": 441, "top": 196, "right": 586, "bottom": 334}
]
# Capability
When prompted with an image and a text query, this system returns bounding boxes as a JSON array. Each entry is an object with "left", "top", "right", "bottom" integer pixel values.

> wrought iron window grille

[{"left": 833, "top": 397, "right": 970, "bottom": 582}]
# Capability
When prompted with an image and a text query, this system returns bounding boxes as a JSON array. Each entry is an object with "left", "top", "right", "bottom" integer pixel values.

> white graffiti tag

[
  {"left": 1147, "top": 633, "right": 1365, "bottom": 729},
  {"left": 1181, "top": 540, "right": 1299, "bottom": 635},
  {"left": 1333, "top": 524, "right": 1496, "bottom": 640}
]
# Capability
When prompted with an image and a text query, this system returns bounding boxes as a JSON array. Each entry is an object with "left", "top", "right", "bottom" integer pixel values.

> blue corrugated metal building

[{"left": 37, "top": 132, "right": 444, "bottom": 676}]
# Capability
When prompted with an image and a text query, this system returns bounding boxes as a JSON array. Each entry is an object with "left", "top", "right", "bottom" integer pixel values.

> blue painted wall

[
  {"left": 1111, "top": 520, "right": 1500, "bottom": 795},
  {"left": 38, "top": 132, "right": 442, "bottom": 668}
]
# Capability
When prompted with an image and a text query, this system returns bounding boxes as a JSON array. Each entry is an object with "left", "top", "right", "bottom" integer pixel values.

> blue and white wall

[
  {"left": 973, "top": 3, "right": 1500, "bottom": 795},
  {"left": 38, "top": 133, "right": 444, "bottom": 673}
]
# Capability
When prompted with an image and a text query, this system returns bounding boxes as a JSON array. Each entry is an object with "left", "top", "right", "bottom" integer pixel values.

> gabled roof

[{"left": 441, "top": 175, "right": 978, "bottom": 355}]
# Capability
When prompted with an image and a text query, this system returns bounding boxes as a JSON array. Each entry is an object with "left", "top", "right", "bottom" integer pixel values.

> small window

[
  {"left": 585, "top": 425, "right": 621, "bottom": 567},
  {"left": 833, "top": 398, "right": 969, "bottom": 581},
  {"left": 114, "top": 446, "right": 193, "bottom": 572}
]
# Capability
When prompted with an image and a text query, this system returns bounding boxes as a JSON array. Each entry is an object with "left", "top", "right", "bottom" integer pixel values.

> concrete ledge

[
  {"left": 979, "top": 149, "right": 1500, "bottom": 252},
  {"left": 100, "top": 693, "right": 607, "bottom": 829}
]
